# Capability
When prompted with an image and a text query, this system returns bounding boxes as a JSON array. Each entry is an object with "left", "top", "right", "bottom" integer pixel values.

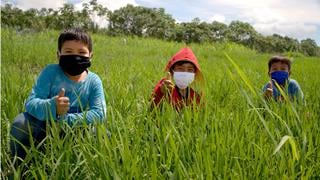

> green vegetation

[{"left": 1, "top": 29, "right": 320, "bottom": 179}]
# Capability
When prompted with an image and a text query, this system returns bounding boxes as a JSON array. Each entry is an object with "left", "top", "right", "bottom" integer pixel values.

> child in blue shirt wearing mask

[
  {"left": 10, "top": 28, "right": 107, "bottom": 161},
  {"left": 263, "top": 56, "right": 304, "bottom": 102}
]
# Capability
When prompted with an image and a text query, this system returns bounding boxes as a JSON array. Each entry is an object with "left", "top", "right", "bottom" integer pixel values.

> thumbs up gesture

[
  {"left": 56, "top": 88, "right": 70, "bottom": 116},
  {"left": 160, "top": 72, "right": 174, "bottom": 95},
  {"left": 264, "top": 81, "right": 273, "bottom": 100}
]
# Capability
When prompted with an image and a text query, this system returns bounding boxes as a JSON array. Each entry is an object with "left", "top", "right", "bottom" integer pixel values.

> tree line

[{"left": 1, "top": 0, "right": 319, "bottom": 56}]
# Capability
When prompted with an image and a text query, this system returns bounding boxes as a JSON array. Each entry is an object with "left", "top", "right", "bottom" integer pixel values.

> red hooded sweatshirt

[{"left": 151, "top": 47, "right": 203, "bottom": 110}]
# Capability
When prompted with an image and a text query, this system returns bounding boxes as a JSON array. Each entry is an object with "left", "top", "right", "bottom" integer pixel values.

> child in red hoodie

[{"left": 151, "top": 47, "right": 203, "bottom": 110}]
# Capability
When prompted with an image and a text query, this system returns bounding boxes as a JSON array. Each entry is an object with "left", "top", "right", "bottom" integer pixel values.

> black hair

[
  {"left": 171, "top": 60, "right": 196, "bottom": 71},
  {"left": 268, "top": 56, "right": 291, "bottom": 72},
  {"left": 58, "top": 28, "right": 92, "bottom": 52}
]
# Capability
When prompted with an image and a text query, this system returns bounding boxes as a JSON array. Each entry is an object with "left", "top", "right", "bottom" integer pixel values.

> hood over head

[{"left": 165, "top": 47, "right": 202, "bottom": 80}]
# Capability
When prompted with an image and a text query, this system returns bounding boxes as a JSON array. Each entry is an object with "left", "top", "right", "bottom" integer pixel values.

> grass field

[{"left": 1, "top": 29, "right": 320, "bottom": 179}]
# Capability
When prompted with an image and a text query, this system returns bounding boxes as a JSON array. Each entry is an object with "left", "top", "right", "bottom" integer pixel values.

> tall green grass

[{"left": 1, "top": 29, "right": 320, "bottom": 179}]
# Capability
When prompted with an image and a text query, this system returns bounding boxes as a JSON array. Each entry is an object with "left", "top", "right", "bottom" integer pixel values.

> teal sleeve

[
  {"left": 25, "top": 66, "right": 57, "bottom": 120},
  {"left": 294, "top": 82, "right": 304, "bottom": 102},
  {"left": 262, "top": 83, "right": 268, "bottom": 92}
]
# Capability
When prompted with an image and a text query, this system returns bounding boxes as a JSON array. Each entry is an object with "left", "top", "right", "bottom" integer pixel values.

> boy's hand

[
  {"left": 160, "top": 72, "right": 174, "bottom": 95},
  {"left": 264, "top": 81, "right": 273, "bottom": 100},
  {"left": 56, "top": 88, "right": 70, "bottom": 116}
]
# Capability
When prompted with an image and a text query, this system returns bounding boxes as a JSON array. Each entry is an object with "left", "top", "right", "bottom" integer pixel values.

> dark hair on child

[
  {"left": 171, "top": 60, "right": 196, "bottom": 71},
  {"left": 268, "top": 56, "right": 291, "bottom": 72},
  {"left": 58, "top": 28, "right": 92, "bottom": 52}
]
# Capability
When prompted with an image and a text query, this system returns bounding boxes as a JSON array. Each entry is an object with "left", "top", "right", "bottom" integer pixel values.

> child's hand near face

[
  {"left": 160, "top": 72, "right": 174, "bottom": 95},
  {"left": 264, "top": 81, "right": 273, "bottom": 100},
  {"left": 56, "top": 88, "right": 70, "bottom": 116}
]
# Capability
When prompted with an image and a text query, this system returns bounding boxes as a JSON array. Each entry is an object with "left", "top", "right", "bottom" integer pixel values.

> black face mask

[{"left": 59, "top": 55, "right": 91, "bottom": 76}]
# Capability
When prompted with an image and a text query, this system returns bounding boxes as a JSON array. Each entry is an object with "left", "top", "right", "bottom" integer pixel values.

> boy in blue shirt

[
  {"left": 263, "top": 56, "right": 304, "bottom": 102},
  {"left": 10, "top": 28, "right": 107, "bottom": 160}
]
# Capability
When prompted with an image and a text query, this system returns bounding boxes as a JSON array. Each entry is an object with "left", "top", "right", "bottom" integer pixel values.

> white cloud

[
  {"left": 14, "top": 0, "right": 64, "bottom": 10},
  {"left": 246, "top": 2, "right": 319, "bottom": 41},
  {"left": 89, "top": 14, "right": 109, "bottom": 28},
  {"left": 237, "top": 1, "right": 320, "bottom": 24},
  {"left": 91, "top": 0, "right": 137, "bottom": 11},
  {"left": 12, "top": 0, "right": 137, "bottom": 11},
  {"left": 204, "top": 0, "right": 320, "bottom": 42},
  {"left": 74, "top": 0, "right": 138, "bottom": 28},
  {"left": 254, "top": 22, "right": 317, "bottom": 39},
  {"left": 11, "top": 0, "right": 138, "bottom": 28},
  {"left": 209, "top": 14, "right": 226, "bottom": 23}
]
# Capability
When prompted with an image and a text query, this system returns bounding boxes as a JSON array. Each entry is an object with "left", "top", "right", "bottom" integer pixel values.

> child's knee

[
  {"left": 10, "top": 113, "right": 30, "bottom": 137},
  {"left": 10, "top": 113, "right": 31, "bottom": 157}
]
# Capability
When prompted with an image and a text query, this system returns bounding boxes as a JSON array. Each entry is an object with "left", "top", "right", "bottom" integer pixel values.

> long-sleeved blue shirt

[
  {"left": 262, "top": 79, "right": 304, "bottom": 102},
  {"left": 25, "top": 64, "right": 107, "bottom": 125}
]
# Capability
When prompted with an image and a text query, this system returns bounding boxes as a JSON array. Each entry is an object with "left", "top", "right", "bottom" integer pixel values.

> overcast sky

[{"left": 3, "top": 0, "right": 320, "bottom": 45}]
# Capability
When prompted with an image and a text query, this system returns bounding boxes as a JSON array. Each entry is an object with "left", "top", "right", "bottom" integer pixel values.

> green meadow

[{"left": 1, "top": 29, "right": 320, "bottom": 179}]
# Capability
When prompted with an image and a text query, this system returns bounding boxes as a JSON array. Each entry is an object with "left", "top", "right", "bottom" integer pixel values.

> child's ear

[
  {"left": 90, "top": 52, "right": 93, "bottom": 59},
  {"left": 56, "top": 51, "right": 60, "bottom": 61},
  {"left": 170, "top": 69, "right": 174, "bottom": 75}
]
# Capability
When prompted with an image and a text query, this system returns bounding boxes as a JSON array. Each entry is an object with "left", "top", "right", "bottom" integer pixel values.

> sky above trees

[{"left": 2, "top": 0, "right": 320, "bottom": 45}]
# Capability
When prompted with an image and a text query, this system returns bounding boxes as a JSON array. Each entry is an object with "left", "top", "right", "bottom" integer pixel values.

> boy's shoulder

[
  {"left": 41, "top": 64, "right": 61, "bottom": 74},
  {"left": 87, "top": 71, "right": 103, "bottom": 83},
  {"left": 288, "top": 78, "right": 303, "bottom": 93},
  {"left": 88, "top": 70, "right": 100, "bottom": 78},
  {"left": 288, "top": 79, "right": 300, "bottom": 86}
]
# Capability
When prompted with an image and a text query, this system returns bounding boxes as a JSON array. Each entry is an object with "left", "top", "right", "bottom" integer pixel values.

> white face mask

[{"left": 173, "top": 72, "right": 195, "bottom": 89}]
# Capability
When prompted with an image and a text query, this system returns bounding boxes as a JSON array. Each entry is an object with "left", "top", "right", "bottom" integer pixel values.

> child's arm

[
  {"left": 62, "top": 76, "right": 107, "bottom": 125},
  {"left": 290, "top": 80, "right": 304, "bottom": 103},
  {"left": 151, "top": 79, "right": 165, "bottom": 107},
  {"left": 263, "top": 81, "right": 273, "bottom": 100},
  {"left": 25, "top": 66, "right": 58, "bottom": 120},
  {"left": 297, "top": 85, "right": 304, "bottom": 102},
  {"left": 151, "top": 73, "right": 174, "bottom": 107}
]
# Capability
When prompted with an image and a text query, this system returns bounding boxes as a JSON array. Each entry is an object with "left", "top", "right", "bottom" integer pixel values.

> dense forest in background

[{"left": 1, "top": 0, "right": 319, "bottom": 56}]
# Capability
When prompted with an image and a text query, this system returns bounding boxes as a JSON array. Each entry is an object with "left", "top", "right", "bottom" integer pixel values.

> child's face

[
  {"left": 269, "top": 62, "right": 290, "bottom": 76},
  {"left": 172, "top": 62, "right": 196, "bottom": 73},
  {"left": 59, "top": 40, "right": 91, "bottom": 57}
]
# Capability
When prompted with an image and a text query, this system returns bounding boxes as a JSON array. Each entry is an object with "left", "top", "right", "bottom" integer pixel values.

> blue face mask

[{"left": 271, "top": 71, "right": 289, "bottom": 85}]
